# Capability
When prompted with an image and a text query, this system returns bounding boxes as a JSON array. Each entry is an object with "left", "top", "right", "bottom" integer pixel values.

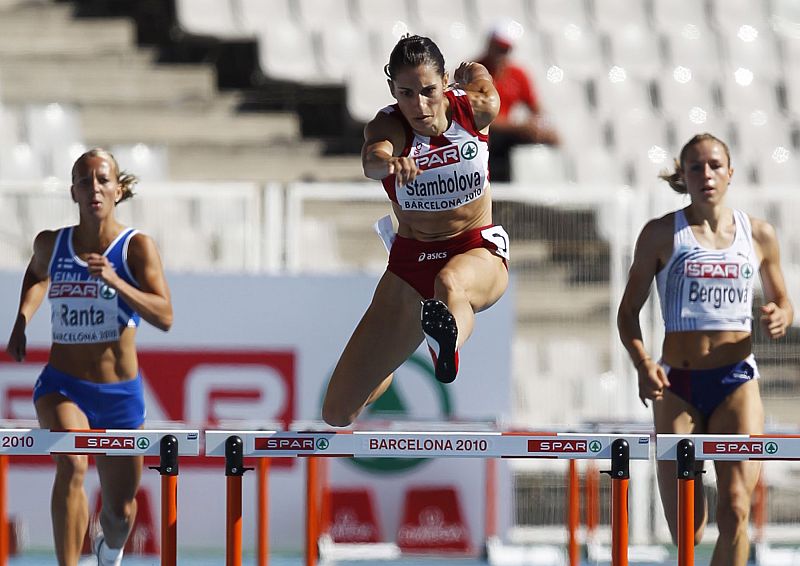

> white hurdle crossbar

[
  {"left": 0, "top": 428, "right": 199, "bottom": 456},
  {"left": 0, "top": 428, "right": 199, "bottom": 566},
  {"left": 206, "top": 430, "right": 650, "bottom": 566},
  {"left": 204, "top": 430, "right": 651, "bottom": 459}
]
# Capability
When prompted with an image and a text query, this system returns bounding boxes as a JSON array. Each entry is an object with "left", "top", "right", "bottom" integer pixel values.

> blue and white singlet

[
  {"left": 47, "top": 226, "right": 141, "bottom": 344},
  {"left": 656, "top": 209, "right": 759, "bottom": 332}
]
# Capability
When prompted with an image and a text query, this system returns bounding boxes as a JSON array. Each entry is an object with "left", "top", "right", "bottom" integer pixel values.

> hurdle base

[
  {"left": 317, "top": 534, "right": 401, "bottom": 561},
  {"left": 753, "top": 541, "right": 800, "bottom": 566},
  {"left": 586, "top": 541, "right": 670, "bottom": 563},
  {"left": 485, "top": 535, "right": 566, "bottom": 566}
]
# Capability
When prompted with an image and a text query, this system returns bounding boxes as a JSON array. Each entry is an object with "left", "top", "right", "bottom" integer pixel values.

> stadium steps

[
  {"left": 167, "top": 145, "right": 362, "bottom": 183},
  {"left": 81, "top": 107, "right": 301, "bottom": 146},
  {"left": 0, "top": 0, "right": 361, "bottom": 182}
]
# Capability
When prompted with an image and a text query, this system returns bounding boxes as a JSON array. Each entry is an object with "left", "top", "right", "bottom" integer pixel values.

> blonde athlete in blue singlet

[
  {"left": 617, "top": 133, "right": 793, "bottom": 566},
  {"left": 5, "top": 149, "right": 173, "bottom": 566},
  {"left": 322, "top": 35, "right": 509, "bottom": 427}
]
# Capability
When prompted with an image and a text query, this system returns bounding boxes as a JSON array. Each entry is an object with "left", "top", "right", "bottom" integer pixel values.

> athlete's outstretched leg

[{"left": 323, "top": 271, "right": 425, "bottom": 427}]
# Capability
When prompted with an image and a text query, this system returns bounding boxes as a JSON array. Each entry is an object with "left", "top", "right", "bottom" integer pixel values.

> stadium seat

[
  {"left": 351, "top": 0, "right": 415, "bottom": 32},
  {"left": 254, "top": 21, "right": 321, "bottom": 83},
  {"left": 572, "top": 146, "right": 626, "bottom": 185},
  {"left": 590, "top": 0, "right": 648, "bottom": 36},
  {"left": 346, "top": 63, "right": 394, "bottom": 123},
  {"left": 24, "top": 103, "right": 83, "bottom": 159},
  {"left": 670, "top": 115, "right": 730, "bottom": 152},
  {"left": 531, "top": 0, "right": 590, "bottom": 33},
  {"left": 411, "top": 0, "right": 474, "bottom": 33},
  {"left": 719, "top": 72, "right": 780, "bottom": 117},
  {"left": 0, "top": 143, "right": 45, "bottom": 181},
  {"left": 785, "top": 72, "right": 800, "bottom": 119},
  {"left": 721, "top": 27, "right": 782, "bottom": 79},
  {"left": 535, "top": 72, "right": 592, "bottom": 120},
  {"left": 662, "top": 24, "right": 723, "bottom": 79},
  {"left": 50, "top": 143, "right": 87, "bottom": 182},
  {"left": 510, "top": 145, "right": 569, "bottom": 185},
  {"left": 110, "top": 144, "right": 170, "bottom": 183},
  {"left": 656, "top": 74, "right": 719, "bottom": 120},
  {"left": 604, "top": 25, "right": 663, "bottom": 80},
  {"left": 756, "top": 146, "right": 799, "bottom": 186},
  {"left": 0, "top": 105, "right": 21, "bottom": 148},
  {"left": 708, "top": 0, "right": 769, "bottom": 34},
  {"left": 651, "top": 0, "right": 709, "bottom": 30},
  {"left": 317, "top": 22, "right": 372, "bottom": 83},
  {"left": 424, "top": 23, "right": 480, "bottom": 72},
  {"left": 238, "top": 0, "right": 295, "bottom": 31},
  {"left": 473, "top": 0, "right": 532, "bottom": 36},
  {"left": 610, "top": 109, "right": 670, "bottom": 158},
  {"left": 295, "top": 0, "right": 353, "bottom": 32},
  {"left": 593, "top": 72, "right": 655, "bottom": 118},
  {"left": 546, "top": 26, "right": 604, "bottom": 80},
  {"left": 174, "top": 0, "right": 249, "bottom": 40}
]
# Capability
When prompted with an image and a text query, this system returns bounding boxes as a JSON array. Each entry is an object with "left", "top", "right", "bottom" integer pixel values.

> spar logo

[
  {"left": 100, "top": 284, "right": 117, "bottom": 300},
  {"left": 460, "top": 141, "right": 478, "bottom": 160},
  {"left": 254, "top": 436, "right": 316, "bottom": 451},
  {"left": 704, "top": 441, "right": 763, "bottom": 454},
  {"left": 136, "top": 437, "right": 150, "bottom": 450},
  {"left": 49, "top": 281, "right": 98, "bottom": 298},
  {"left": 741, "top": 263, "right": 754, "bottom": 279},
  {"left": 416, "top": 145, "right": 460, "bottom": 171},
  {"left": 765, "top": 442, "right": 778, "bottom": 455},
  {"left": 528, "top": 439, "right": 588, "bottom": 453},
  {"left": 75, "top": 436, "right": 135, "bottom": 450},
  {"left": 685, "top": 262, "right": 739, "bottom": 278}
]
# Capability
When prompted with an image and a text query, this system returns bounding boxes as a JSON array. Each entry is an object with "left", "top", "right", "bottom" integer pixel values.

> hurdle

[
  {"left": 657, "top": 433, "right": 800, "bottom": 566},
  {"left": 206, "top": 428, "right": 651, "bottom": 566},
  {"left": 0, "top": 428, "right": 199, "bottom": 566}
]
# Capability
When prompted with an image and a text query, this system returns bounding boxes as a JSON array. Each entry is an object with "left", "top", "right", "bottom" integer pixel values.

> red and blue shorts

[
  {"left": 387, "top": 224, "right": 509, "bottom": 299},
  {"left": 660, "top": 354, "right": 759, "bottom": 420}
]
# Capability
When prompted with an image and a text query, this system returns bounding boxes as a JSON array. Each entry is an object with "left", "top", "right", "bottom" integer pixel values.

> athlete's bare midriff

[
  {"left": 662, "top": 330, "right": 752, "bottom": 369},
  {"left": 48, "top": 326, "right": 139, "bottom": 382},
  {"left": 393, "top": 185, "right": 493, "bottom": 241}
]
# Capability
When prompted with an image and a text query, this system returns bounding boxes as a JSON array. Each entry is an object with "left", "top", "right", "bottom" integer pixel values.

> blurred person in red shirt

[{"left": 478, "top": 23, "right": 559, "bottom": 181}]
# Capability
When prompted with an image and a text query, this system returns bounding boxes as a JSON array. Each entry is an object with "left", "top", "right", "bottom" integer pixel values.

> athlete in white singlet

[
  {"left": 322, "top": 35, "right": 508, "bottom": 427},
  {"left": 617, "top": 133, "right": 793, "bottom": 566}
]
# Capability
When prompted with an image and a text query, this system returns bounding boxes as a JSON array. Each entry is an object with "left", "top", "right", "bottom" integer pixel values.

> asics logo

[{"left": 418, "top": 252, "right": 448, "bottom": 262}]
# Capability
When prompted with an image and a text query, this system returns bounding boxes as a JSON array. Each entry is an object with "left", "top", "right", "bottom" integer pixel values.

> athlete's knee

[
  {"left": 716, "top": 488, "right": 752, "bottom": 537},
  {"left": 433, "top": 267, "right": 466, "bottom": 298},
  {"left": 321, "top": 397, "right": 356, "bottom": 428},
  {"left": 101, "top": 497, "right": 136, "bottom": 527},
  {"left": 53, "top": 454, "right": 88, "bottom": 482}
]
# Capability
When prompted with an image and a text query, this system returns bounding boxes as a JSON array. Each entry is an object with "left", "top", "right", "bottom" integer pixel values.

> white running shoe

[{"left": 92, "top": 533, "right": 124, "bottom": 566}]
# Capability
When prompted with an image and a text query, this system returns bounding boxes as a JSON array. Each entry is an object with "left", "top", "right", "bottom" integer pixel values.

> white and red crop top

[
  {"left": 655, "top": 209, "right": 759, "bottom": 332},
  {"left": 380, "top": 89, "right": 490, "bottom": 212}
]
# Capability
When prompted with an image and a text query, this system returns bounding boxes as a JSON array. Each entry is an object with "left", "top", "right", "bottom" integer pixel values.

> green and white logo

[
  {"left": 589, "top": 440, "right": 602, "bottom": 453},
  {"left": 765, "top": 442, "right": 778, "bottom": 455},
  {"left": 460, "top": 141, "right": 478, "bottom": 160},
  {"left": 316, "top": 438, "right": 330, "bottom": 450},
  {"left": 741, "top": 263, "right": 754, "bottom": 279},
  {"left": 136, "top": 437, "right": 150, "bottom": 450},
  {"left": 100, "top": 284, "right": 117, "bottom": 300}
]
